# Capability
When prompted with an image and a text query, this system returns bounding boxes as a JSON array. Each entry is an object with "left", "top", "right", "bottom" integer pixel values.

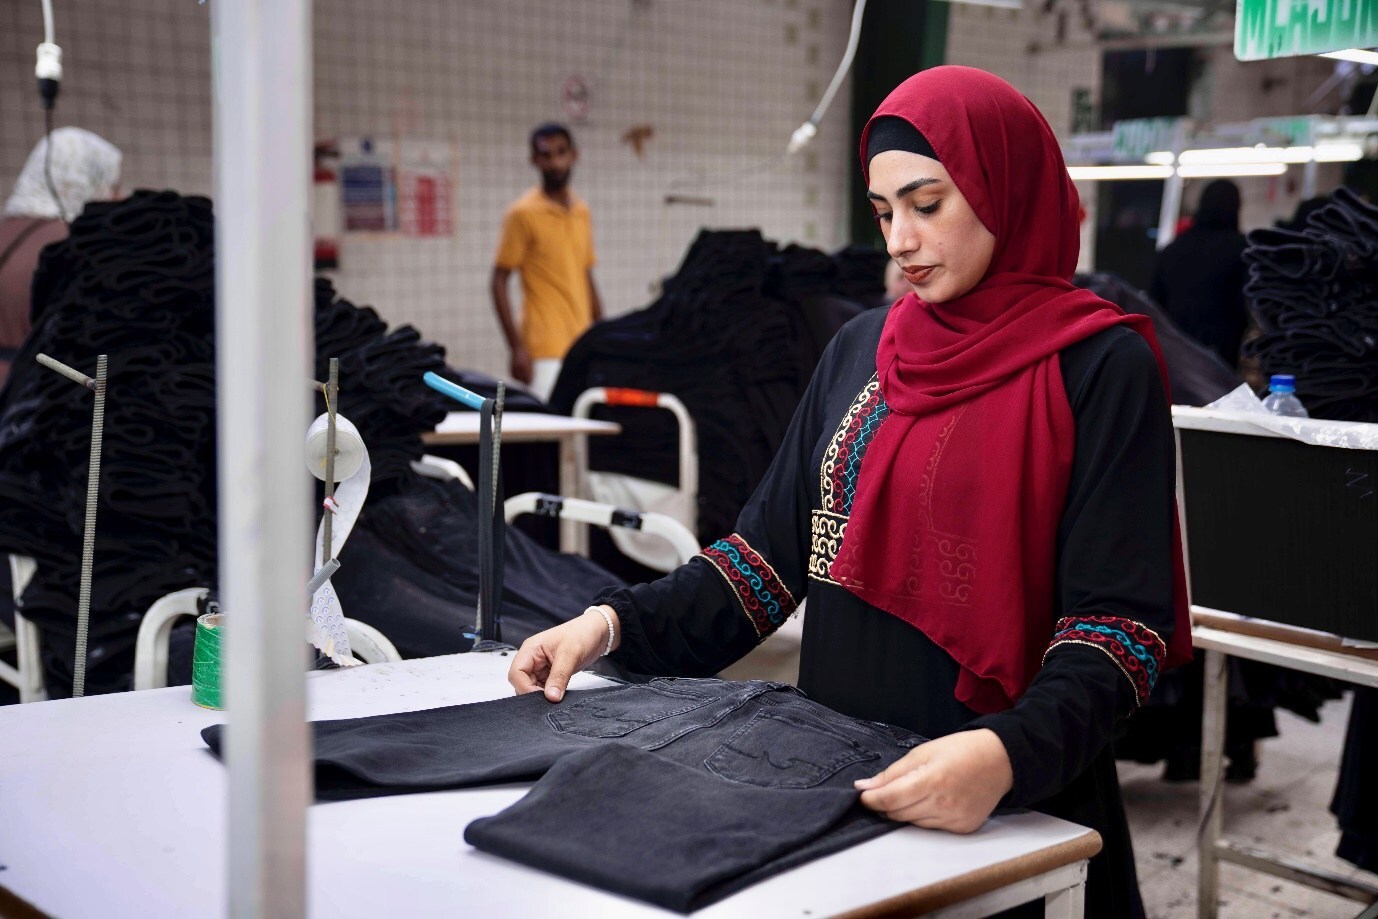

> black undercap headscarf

[{"left": 864, "top": 116, "right": 939, "bottom": 166}]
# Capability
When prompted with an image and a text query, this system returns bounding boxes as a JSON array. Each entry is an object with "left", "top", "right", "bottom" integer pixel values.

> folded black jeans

[
  {"left": 467, "top": 743, "right": 868, "bottom": 912},
  {"left": 203, "top": 678, "right": 928, "bottom": 911}
]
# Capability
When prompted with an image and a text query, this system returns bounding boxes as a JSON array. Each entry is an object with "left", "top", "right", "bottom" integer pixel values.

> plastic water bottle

[{"left": 1261, "top": 374, "right": 1309, "bottom": 418}]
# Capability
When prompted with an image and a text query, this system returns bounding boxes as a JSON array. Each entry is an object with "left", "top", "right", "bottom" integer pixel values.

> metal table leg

[{"left": 1198, "top": 647, "right": 1228, "bottom": 919}]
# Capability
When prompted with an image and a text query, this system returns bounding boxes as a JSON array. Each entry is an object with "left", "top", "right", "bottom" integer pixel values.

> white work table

[
  {"left": 0, "top": 653, "right": 1098, "bottom": 918},
  {"left": 423, "top": 410, "right": 621, "bottom": 445},
  {"left": 422, "top": 411, "right": 622, "bottom": 551}
]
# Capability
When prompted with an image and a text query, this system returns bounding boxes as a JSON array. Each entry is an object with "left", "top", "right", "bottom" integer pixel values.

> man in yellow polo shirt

[{"left": 491, "top": 123, "right": 603, "bottom": 401}]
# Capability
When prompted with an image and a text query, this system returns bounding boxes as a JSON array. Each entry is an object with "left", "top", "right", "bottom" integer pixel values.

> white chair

[
  {"left": 341, "top": 618, "right": 401, "bottom": 666},
  {"left": 504, "top": 492, "right": 701, "bottom": 566},
  {"left": 132, "top": 586, "right": 401, "bottom": 691},
  {"left": 0, "top": 554, "right": 46, "bottom": 702},
  {"left": 502, "top": 491, "right": 806, "bottom": 683},
  {"left": 411, "top": 453, "right": 474, "bottom": 489},
  {"left": 572, "top": 387, "right": 698, "bottom": 572}
]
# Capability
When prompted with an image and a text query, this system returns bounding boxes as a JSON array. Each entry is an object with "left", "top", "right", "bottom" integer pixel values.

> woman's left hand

[{"left": 854, "top": 728, "right": 1014, "bottom": 834}]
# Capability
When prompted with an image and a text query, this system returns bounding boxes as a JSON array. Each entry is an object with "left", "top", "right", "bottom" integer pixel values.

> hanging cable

[
  {"left": 664, "top": 0, "right": 870, "bottom": 197},
  {"left": 43, "top": 106, "right": 67, "bottom": 223},
  {"left": 786, "top": 0, "right": 869, "bottom": 154},
  {"left": 36, "top": 0, "right": 67, "bottom": 221}
]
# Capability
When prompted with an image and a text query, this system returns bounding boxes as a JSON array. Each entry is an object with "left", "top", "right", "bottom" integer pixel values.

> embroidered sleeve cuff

[
  {"left": 1043, "top": 615, "right": 1167, "bottom": 707},
  {"left": 699, "top": 534, "right": 798, "bottom": 639}
]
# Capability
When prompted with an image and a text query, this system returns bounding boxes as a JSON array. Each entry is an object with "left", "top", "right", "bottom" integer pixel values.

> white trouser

[{"left": 530, "top": 358, "right": 561, "bottom": 403}]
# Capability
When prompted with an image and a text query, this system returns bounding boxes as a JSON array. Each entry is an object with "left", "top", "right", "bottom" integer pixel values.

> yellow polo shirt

[{"left": 494, "top": 187, "right": 596, "bottom": 359}]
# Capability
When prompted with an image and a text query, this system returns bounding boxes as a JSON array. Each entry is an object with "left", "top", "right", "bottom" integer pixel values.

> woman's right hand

[{"left": 508, "top": 606, "right": 620, "bottom": 702}]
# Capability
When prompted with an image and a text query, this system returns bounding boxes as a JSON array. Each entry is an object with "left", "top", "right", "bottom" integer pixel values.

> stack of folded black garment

[
  {"left": 1244, "top": 190, "right": 1378, "bottom": 871},
  {"left": 0, "top": 190, "right": 620, "bottom": 697},
  {"left": 0, "top": 191, "right": 219, "bottom": 696},
  {"left": 311, "top": 279, "right": 450, "bottom": 492},
  {"left": 549, "top": 230, "right": 887, "bottom": 553},
  {"left": 1243, "top": 188, "right": 1378, "bottom": 422}
]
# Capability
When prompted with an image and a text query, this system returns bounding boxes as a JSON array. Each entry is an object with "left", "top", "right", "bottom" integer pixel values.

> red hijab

[{"left": 830, "top": 66, "right": 1191, "bottom": 714}]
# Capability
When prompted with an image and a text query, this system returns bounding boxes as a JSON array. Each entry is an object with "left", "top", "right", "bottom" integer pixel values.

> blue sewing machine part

[{"left": 423, "top": 372, "right": 486, "bottom": 411}]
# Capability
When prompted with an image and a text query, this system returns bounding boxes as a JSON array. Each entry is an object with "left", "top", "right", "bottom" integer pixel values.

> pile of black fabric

[
  {"left": 549, "top": 230, "right": 886, "bottom": 548},
  {"left": 311, "top": 278, "right": 450, "bottom": 491},
  {"left": 1073, "top": 272, "right": 1239, "bottom": 406},
  {"left": 1333, "top": 687, "right": 1378, "bottom": 873},
  {"left": 1242, "top": 188, "right": 1378, "bottom": 422},
  {"left": 332, "top": 473, "right": 624, "bottom": 659},
  {"left": 0, "top": 190, "right": 620, "bottom": 697},
  {"left": 0, "top": 191, "right": 219, "bottom": 695}
]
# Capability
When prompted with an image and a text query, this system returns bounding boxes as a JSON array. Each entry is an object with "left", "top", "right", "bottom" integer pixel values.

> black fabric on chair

[
  {"left": 1072, "top": 272, "right": 1240, "bottom": 406},
  {"left": 547, "top": 229, "right": 886, "bottom": 555}
]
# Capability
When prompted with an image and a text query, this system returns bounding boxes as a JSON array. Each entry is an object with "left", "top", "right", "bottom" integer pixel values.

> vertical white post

[
  {"left": 212, "top": 2, "right": 313, "bottom": 917},
  {"left": 1198, "top": 647, "right": 1228, "bottom": 919},
  {"left": 1044, "top": 879, "right": 1086, "bottom": 919},
  {"left": 1156, "top": 122, "right": 1187, "bottom": 251},
  {"left": 1301, "top": 159, "right": 1319, "bottom": 201}
]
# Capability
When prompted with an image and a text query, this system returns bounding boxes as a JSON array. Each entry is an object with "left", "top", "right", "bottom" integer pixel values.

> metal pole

[
  {"left": 71, "top": 355, "right": 106, "bottom": 697},
  {"left": 1198, "top": 647, "right": 1228, "bottom": 919},
  {"left": 212, "top": 1, "right": 312, "bottom": 917},
  {"left": 323, "top": 357, "right": 338, "bottom": 560},
  {"left": 1301, "top": 159, "right": 1319, "bottom": 201},
  {"left": 35, "top": 351, "right": 106, "bottom": 697}
]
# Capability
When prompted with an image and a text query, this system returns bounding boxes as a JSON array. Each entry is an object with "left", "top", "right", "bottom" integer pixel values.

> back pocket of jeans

[
  {"left": 706, "top": 710, "right": 879, "bottom": 789},
  {"left": 548, "top": 683, "right": 716, "bottom": 738}
]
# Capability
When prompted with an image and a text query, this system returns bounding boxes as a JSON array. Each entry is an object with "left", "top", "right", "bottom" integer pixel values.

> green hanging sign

[
  {"left": 1236, "top": 0, "right": 1378, "bottom": 61},
  {"left": 1253, "top": 116, "right": 1316, "bottom": 146},
  {"left": 1112, "top": 118, "right": 1184, "bottom": 159}
]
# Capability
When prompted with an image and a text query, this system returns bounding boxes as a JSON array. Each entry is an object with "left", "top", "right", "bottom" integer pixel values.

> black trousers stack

[
  {"left": 1243, "top": 188, "right": 1378, "bottom": 422},
  {"left": 204, "top": 678, "right": 927, "bottom": 912}
]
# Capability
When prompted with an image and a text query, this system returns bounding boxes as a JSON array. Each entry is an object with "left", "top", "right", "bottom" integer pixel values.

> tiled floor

[{"left": 1121, "top": 695, "right": 1378, "bottom": 919}]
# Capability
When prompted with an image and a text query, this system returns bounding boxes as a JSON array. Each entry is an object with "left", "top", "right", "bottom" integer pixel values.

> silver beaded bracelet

[{"left": 588, "top": 605, "right": 615, "bottom": 657}]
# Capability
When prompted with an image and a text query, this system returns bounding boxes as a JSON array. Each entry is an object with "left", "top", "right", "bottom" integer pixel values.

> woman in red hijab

[{"left": 511, "top": 66, "right": 1189, "bottom": 917}]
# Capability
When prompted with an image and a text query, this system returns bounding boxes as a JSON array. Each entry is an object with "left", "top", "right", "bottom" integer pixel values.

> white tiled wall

[
  {"left": 4, "top": 0, "right": 1355, "bottom": 360},
  {"left": 944, "top": 3, "right": 1105, "bottom": 270},
  {"left": 0, "top": 1, "right": 213, "bottom": 200},
  {"left": 946, "top": 3, "right": 1103, "bottom": 141},
  {"left": 2, "top": 0, "right": 855, "bottom": 378},
  {"left": 1190, "top": 46, "right": 1343, "bottom": 232},
  {"left": 944, "top": 7, "right": 1347, "bottom": 248}
]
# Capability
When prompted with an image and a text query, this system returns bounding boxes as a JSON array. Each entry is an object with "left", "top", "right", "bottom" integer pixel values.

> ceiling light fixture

[
  {"left": 1067, "top": 165, "right": 1174, "bottom": 180},
  {"left": 1176, "top": 162, "right": 1288, "bottom": 177},
  {"left": 1144, "top": 143, "right": 1362, "bottom": 166},
  {"left": 1319, "top": 49, "right": 1378, "bottom": 66}
]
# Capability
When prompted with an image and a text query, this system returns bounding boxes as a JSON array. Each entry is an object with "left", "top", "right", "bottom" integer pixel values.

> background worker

[
  {"left": 491, "top": 123, "right": 603, "bottom": 401},
  {"left": 0, "top": 127, "right": 122, "bottom": 387}
]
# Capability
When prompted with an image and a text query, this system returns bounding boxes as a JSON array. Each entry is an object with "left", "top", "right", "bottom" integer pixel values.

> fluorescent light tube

[
  {"left": 1067, "top": 165, "right": 1174, "bottom": 180},
  {"left": 1176, "top": 162, "right": 1288, "bottom": 177},
  {"left": 1320, "top": 49, "right": 1378, "bottom": 65}
]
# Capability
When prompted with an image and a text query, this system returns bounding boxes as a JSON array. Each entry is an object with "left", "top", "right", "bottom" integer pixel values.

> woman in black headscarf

[{"left": 1149, "top": 179, "right": 1250, "bottom": 367}]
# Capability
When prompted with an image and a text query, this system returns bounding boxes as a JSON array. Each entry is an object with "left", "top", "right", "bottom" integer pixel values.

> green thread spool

[{"left": 191, "top": 612, "right": 224, "bottom": 710}]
